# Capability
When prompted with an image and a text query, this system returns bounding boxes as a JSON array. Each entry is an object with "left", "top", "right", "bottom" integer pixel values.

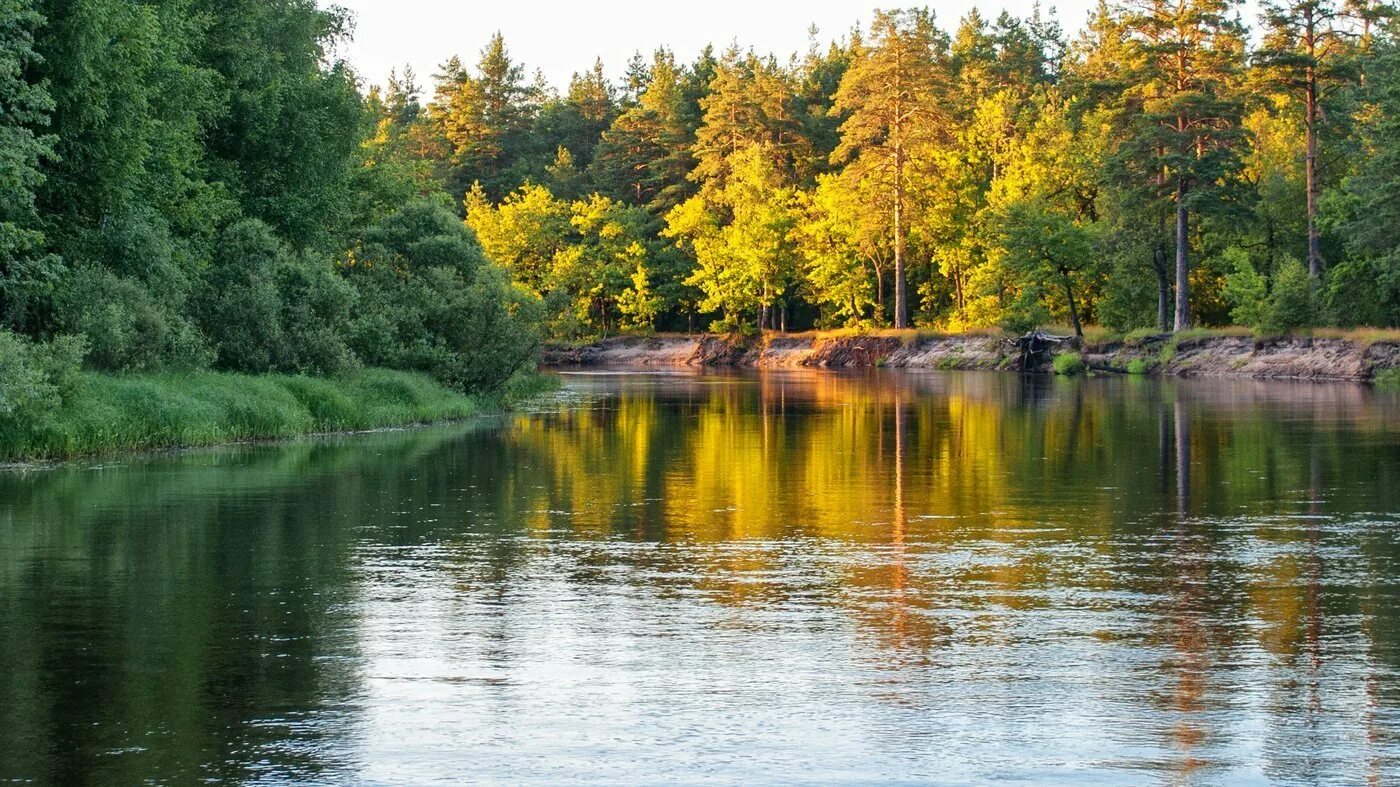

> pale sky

[{"left": 325, "top": 0, "right": 1103, "bottom": 92}]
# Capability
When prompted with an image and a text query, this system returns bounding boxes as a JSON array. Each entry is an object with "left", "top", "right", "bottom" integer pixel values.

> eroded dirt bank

[{"left": 542, "top": 333, "right": 1400, "bottom": 382}]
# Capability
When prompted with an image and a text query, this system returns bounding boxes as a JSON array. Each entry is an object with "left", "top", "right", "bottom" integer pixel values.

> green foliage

[
  {"left": 0, "top": 328, "right": 84, "bottom": 437},
  {"left": 1126, "top": 359, "right": 1149, "bottom": 375},
  {"left": 590, "top": 50, "right": 696, "bottom": 213},
  {"left": 793, "top": 174, "right": 883, "bottom": 328},
  {"left": 192, "top": 220, "right": 355, "bottom": 375},
  {"left": 348, "top": 200, "right": 542, "bottom": 394},
  {"left": 1225, "top": 251, "right": 1319, "bottom": 335},
  {"left": 1053, "top": 352, "right": 1085, "bottom": 376},
  {"left": 430, "top": 34, "right": 546, "bottom": 200},
  {"left": 665, "top": 146, "right": 799, "bottom": 332},
  {"left": 1223, "top": 247, "right": 1270, "bottom": 329},
  {"left": 198, "top": 1, "right": 364, "bottom": 247},
  {"left": 997, "top": 200, "right": 1098, "bottom": 336},
  {"left": 1263, "top": 257, "right": 1317, "bottom": 334},
  {"left": 0, "top": 368, "right": 488, "bottom": 461},
  {"left": 0, "top": 0, "right": 57, "bottom": 332},
  {"left": 1324, "top": 256, "right": 1400, "bottom": 327},
  {"left": 467, "top": 186, "right": 668, "bottom": 338},
  {"left": 616, "top": 260, "right": 663, "bottom": 331},
  {"left": 56, "top": 264, "right": 210, "bottom": 371},
  {"left": 1374, "top": 368, "right": 1400, "bottom": 389}
]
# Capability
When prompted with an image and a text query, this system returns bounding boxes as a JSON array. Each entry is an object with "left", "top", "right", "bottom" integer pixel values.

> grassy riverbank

[{"left": 0, "top": 368, "right": 551, "bottom": 462}]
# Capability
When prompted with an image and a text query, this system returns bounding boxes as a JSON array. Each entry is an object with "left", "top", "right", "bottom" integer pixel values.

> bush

[
  {"left": 1325, "top": 256, "right": 1400, "bottom": 328},
  {"left": 0, "top": 329, "right": 85, "bottom": 432},
  {"left": 1263, "top": 258, "right": 1317, "bottom": 334},
  {"left": 1224, "top": 252, "right": 1318, "bottom": 336},
  {"left": 193, "top": 220, "right": 356, "bottom": 376},
  {"left": 346, "top": 200, "right": 543, "bottom": 394},
  {"left": 55, "top": 264, "right": 211, "bottom": 371},
  {"left": 1127, "top": 359, "right": 1149, "bottom": 375},
  {"left": 1222, "top": 247, "right": 1269, "bottom": 330},
  {"left": 1375, "top": 368, "right": 1400, "bottom": 389},
  {"left": 1053, "top": 352, "right": 1085, "bottom": 376}
]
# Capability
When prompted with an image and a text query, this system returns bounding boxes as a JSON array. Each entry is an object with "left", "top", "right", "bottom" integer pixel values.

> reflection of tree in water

[
  {"left": 1166, "top": 393, "right": 1210, "bottom": 779},
  {"left": 0, "top": 426, "right": 520, "bottom": 784},
  {"left": 5, "top": 373, "right": 1400, "bottom": 781}
]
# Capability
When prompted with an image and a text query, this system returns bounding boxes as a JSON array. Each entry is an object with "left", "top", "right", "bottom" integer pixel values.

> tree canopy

[{"left": 3, "top": 1, "right": 1400, "bottom": 362}]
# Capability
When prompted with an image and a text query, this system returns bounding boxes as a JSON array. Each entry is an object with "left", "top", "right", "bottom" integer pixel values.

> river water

[{"left": 2, "top": 369, "right": 1399, "bottom": 784}]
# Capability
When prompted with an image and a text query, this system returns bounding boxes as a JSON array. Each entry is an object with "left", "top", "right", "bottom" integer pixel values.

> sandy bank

[{"left": 542, "top": 333, "right": 1400, "bottom": 382}]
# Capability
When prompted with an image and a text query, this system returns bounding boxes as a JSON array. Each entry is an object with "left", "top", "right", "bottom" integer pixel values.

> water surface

[{"left": 3, "top": 370, "right": 1399, "bottom": 784}]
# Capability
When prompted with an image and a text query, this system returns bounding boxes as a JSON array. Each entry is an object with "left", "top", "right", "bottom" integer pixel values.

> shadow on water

[{"left": 2, "top": 369, "right": 1400, "bottom": 783}]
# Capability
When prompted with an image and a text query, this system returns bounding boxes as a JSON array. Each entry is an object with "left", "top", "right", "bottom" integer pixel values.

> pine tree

[
  {"left": 431, "top": 32, "right": 538, "bottom": 199},
  {"left": 1119, "top": 0, "right": 1249, "bottom": 331},
  {"left": 1255, "top": 0, "right": 1372, "bottom": 279},
  {"left": 831, "top": 9, "right": 950, "bottom": 328},
  {"left": 591, "top": 49, "right": 696, "bottom": 213},
  {"left": 691, "top": 47, "right": 811, "bottom": 192}
]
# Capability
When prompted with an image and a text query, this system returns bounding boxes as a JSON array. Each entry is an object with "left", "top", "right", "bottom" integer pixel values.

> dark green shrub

[
  {"left": 1223, "top": 248, "right": 1269, "bottom": 330},
  {"left": 1262, "top": 258, "right": 1317, "bottom": 334},
  {"left": 194, "top": 220, "right": 356, "bottom": 375},
  {"left": 346, "top": 200, "right": 543, "bottom": 394},
  {"left": 0, "top": 329, "right": 85, "bottom": 430},
  {"left": 1225, "top": 252, "right": 1318, "bottom": 335},
  {"left": 56, "top": 264, "right": 210, "bottom": 371},
  {"left": 1325, "top": 257, "right": 1400, "bottom": 328}
]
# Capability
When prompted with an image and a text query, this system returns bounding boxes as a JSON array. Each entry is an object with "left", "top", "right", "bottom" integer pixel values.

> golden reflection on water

[
  {"left": 3, "top": 368, "right": 1400, "bottom": 783},
  {"left": 514, "top": 370, "right": 1400, "bottom": 775}
]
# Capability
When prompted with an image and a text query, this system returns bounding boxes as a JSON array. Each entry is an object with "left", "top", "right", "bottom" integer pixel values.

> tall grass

[
  {"left": 1, "top": 368, "right": 524, "bottom": 462},
  {"left": 1052, "top": 352, "right": 1085, "bottom": 376}
]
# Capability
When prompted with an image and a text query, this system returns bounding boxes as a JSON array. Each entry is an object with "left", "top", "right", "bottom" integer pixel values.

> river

[{"left": 2, "top": 369, "right": 1399, "bottom": 784}]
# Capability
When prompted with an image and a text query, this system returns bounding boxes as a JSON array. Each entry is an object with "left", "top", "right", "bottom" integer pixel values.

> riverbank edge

[
  {"left": 0, "top": 368, "right": 557, "bottom": 464},
  {"left": 542, "top": 332, "right": 1400, "bottom": 383}
]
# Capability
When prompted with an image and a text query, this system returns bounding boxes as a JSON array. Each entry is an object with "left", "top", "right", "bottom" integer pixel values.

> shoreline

[
  {"left": 542, "top": 332, "right": 1400, "bottom": 383},
  {"left": 0, "top": 368, "right": 553, "bottom": 465},
  {"left": 0, "top": 419, "right": 500, "bottom": 473}
]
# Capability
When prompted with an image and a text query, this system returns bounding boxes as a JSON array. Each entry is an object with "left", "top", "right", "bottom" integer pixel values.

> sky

[{"left": 325, "top": 0, "right": 1103, "bottom": 91}]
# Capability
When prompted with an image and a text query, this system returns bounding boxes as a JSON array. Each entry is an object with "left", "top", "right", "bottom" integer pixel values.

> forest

[
  {"left": 432, "top": 1, "right": 1400, "bottom": 338},
  {"left": 3, "top": 0, "right": 1400, "bottom": 442}
]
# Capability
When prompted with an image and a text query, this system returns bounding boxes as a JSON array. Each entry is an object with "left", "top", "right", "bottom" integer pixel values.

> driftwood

[{"left": 1003, "top": 331, "right": 1074, "bottom": 372}]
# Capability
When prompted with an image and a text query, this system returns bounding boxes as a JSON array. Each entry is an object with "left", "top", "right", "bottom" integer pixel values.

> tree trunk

[
  {"left": 1174, "top": 179, "right": 1191, "bottom": 332},
  {"left": 1154, "top": 243, "right": 1171, "bottom": 333},
  {"left": 1175, "top": 396, "right": 1190, "bottom": 516},
  {"left": 874, "top": 265, "right": 885, "bottom": 325},
  {"left": 1305, "top": 62, "right": 1323, "bottom": 280},
  {"left": 893, "top": 100, "right": 910, "bottom": 329},
  {"left": 1062, "top": 271, "right": 1083, "bottom": 338}
]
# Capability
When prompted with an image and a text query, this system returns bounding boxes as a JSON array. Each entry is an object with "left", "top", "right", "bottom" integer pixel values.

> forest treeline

[
  {"left": 421, "top": 1, "right": 1397, "bottom": 338},
  {"left": 1, "top": 0, "right": 542, "bottom": 429},
  {"left": 4, "top": 0, "right": 1400, "bottom": 423}
]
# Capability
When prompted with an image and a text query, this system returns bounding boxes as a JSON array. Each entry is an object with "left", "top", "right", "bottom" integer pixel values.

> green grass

[
  {"left": 1373, "top": 368, "right": 1400, "bottom": 389},
  {"left": 0, "top": 368, "right": 538, "bottom": 462},
  {"left": 1126, "top": 359, "right": 1150, "bottom": 376},
  {"left": 1052, "top": 352, "right": 1085, "bottom": 376}
]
